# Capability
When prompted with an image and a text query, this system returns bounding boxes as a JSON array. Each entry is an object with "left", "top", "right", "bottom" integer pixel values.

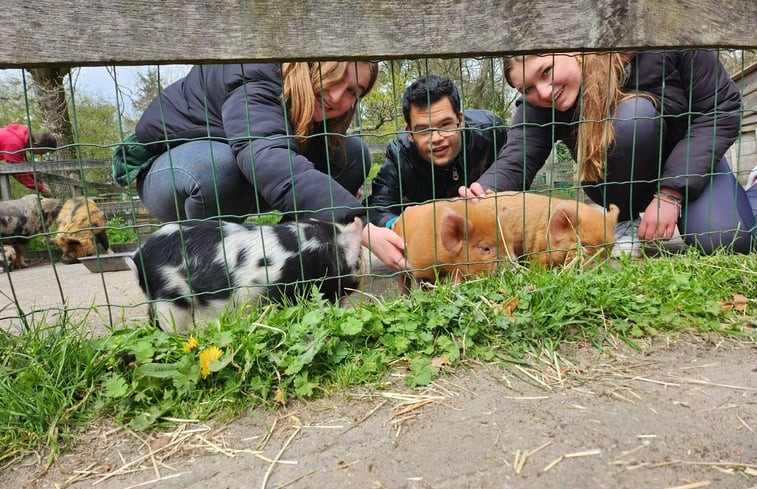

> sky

[
  {"left": 73, "top": 65, "right": 190, "bottom": 114},
  {"left": 0, "top": 65, "right": 190, "bottom": 115}
]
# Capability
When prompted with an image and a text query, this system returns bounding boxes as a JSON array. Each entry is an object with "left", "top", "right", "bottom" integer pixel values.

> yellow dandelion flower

[
  {"left": 199, "top": 346, "right": 223, "bottom": 379},
  {"left": 183, "top": 336, "right": 200, "bottom": 353}
]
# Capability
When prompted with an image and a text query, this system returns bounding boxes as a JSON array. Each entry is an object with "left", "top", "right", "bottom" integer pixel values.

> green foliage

[
  {"left": 0, "top": 320, "right": 110, "bottom": 467},
  {"left": 23, "top": 235, "right": 52, "bottom": 252},
  {"left": 70, "top": 93, "right": 132, "bottom": 160},
  {"left": 555, "top": 141, "right": 574, "bottom": 163},
  {"left": 0, "top": 75, "right": 42, "bottom": 127},
  {"left": 246, "top": 211, "right": 283, "bottom": 226},
  {"left": 105, "top": 217, "right": 138, "bottom": 244},
  {"left": 357, "top": 58, "right": 517, "bottom": 149},
  {"left": 23, "top": 217, "right": 138, "bottom": 252},
  {"left": 1, "top": 250, "right": 755, "bottom": 468},
  {"left": 130, "top": 67, "right": 185, "bottom": 117}
]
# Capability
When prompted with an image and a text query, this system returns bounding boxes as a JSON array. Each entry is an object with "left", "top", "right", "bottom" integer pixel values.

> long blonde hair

[
  {"left": 504, "top": 53, "right": 653, "bottom": 181},
  {"left": 281, "top": 61, "right": 378, "bottom": 153},
  {"left": 576, "top": 52, "right": 650, "bottom": 181}
]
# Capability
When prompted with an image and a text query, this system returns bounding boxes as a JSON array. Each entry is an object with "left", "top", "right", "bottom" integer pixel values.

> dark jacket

[
  {"left": 477, "top": 50, "right": 742, "bottom": 201},
  {"left": 367, "top": 110, "right": 507, "bottom": 227},
  {"left": 135, "top": 63, "right": 364, "bottom": 223}
]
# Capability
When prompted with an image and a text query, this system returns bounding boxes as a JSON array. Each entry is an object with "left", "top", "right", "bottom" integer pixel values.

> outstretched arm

[
  {"left": 472, "top": 98, "right": 557, "bottom": 194},
  {"left": 659, "top": 50, "right": 741, "bottom": 200},
  {"left": 224, "top": 64, "right": 365, "bottom": 223}
]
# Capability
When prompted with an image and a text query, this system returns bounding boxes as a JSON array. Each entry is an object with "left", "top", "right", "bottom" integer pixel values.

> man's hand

[{"left": 457, "top": 182, "right": 492, "bottom": 200}]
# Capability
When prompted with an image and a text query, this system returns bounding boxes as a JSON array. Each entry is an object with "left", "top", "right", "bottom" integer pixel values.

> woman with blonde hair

[
  {"left": 116, "top": 61, "right": 408, "bottom": 269},
  {"left": 460, "top": 50, "right": 755, "bottom": 256}
]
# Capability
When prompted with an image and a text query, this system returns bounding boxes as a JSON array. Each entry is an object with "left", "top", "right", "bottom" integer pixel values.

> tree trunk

[{"left": 28, "top": 67, "right": 76, "bottom": 160}]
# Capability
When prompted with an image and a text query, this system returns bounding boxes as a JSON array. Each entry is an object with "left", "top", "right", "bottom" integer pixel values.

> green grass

[
  {"left": 0, "top": 317, "right": 110, "bottom": 467},
  {"left": 0, "top": 250, "right": 755, "bottom": 469}
]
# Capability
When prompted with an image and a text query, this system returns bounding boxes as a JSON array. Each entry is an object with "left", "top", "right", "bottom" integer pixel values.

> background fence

[{"left": 0, "top": 0, "right": 755, "bottom": 329}]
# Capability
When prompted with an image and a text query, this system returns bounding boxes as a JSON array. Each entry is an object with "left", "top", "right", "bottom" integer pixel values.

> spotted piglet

[
  {"left": 129, "top": 217, "right": 365, "bottom": 333},
  {"left": 0, "top": 194, "right": 60, "bottom": 269}
]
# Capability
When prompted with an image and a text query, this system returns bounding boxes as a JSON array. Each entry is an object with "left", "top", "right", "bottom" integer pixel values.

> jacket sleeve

[
  {"left": 476, "top": 99, "right": 555, "bottom": 191},
  {"left": 492, "top": 114, "right": 508, "bottom": 155},
  {"left": 222, "top": 65, "right": 365, "bottom": 223},
  {"left": 661, "top": 50, "right": 742, "bottom": 199},
  {"left": 366, "top": 138, "right": 404, "bottom": 227},
  {"left": 0, "top": 125, "right": 28, "bottom": 163}
]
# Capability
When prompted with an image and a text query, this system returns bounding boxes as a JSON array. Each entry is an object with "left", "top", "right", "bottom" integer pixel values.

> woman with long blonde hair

[
  {"left": 117, "top": 61, "right": 408, "bottom": 270},
  {"left": 460, "top": 50, "right": 755, "bottom": 256}
]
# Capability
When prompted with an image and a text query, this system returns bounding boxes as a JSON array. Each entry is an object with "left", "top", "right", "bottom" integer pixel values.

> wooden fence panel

[{"left": 1, "top": 1, "right": 754, "bottom": 68}]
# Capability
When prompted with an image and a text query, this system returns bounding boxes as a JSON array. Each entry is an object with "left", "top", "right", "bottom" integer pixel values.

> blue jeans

[
  {"left": 583, "top": 97, "right": 755, "bottom": 254},
  {"left": 137, "top": 137, "right": 371, "bottom": 223}
]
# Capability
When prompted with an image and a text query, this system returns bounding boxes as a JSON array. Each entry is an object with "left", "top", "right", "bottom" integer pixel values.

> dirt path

[
  {"left": 0, "top": 261, "right": 146, "bottom": 334},
  {"left": 6, "top": 333, "right": 756, "bottom": 489}
]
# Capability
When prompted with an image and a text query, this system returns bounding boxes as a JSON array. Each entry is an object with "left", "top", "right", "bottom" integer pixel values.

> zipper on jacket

[{"left": 451, "top": 166, "right": 459, "bottom": 181}]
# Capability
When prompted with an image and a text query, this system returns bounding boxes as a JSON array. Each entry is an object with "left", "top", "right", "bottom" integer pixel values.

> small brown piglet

[
  {"left": 392, "top": 199, "right": 514, "bottom": 292},
  {"left": 479, "top": 192, "right": 620, "bottom": 267}
]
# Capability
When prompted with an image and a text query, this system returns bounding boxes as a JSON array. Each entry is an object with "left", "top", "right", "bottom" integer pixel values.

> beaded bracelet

[{"left": 654, "top": 191, "right": 682, "bottom": 217}]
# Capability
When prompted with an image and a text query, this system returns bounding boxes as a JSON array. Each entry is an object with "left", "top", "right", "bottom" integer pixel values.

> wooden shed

[{"left": 729, "top": 60, "right": 757, "bottom": 186}]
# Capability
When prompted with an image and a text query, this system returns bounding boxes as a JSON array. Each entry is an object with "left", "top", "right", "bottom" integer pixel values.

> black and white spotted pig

[
  {"left": 129, "top": 217, "right": 365, "bottom": 333},
  {"left": 0, "top": 194, "right": 60, "bottom": 269}
]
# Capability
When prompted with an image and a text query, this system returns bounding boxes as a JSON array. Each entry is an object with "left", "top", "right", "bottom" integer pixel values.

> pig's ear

[
  {"left": 337, "top": 218, "right": 364, "bottom": 266},
  {"left": 61, "top": 237, "right": 82, "bottom": 246},
  {"left": 606, "top": 204, "right": 620, "bottom": 227},
  {"left": 43, "top": 198, "right": 61, "bottom": 214},
  {"left": 440, "top": 208, "right": 466, "bottom": 254},
  {"left": 549, "top": 204, "right": 578, "bottom": 241}
]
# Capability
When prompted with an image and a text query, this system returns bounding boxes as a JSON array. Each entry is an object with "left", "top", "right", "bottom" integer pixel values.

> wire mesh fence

[{"left": 0, "top": 49, "right": 755, "bottom": 332}]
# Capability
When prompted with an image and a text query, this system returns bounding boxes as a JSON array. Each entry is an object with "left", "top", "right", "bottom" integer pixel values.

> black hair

[
  {"left": 32, "top": 132, "right": 57, "bottom": 150},
  {"left": 401, "top": 75, "right": 461, "bottom": 125}
]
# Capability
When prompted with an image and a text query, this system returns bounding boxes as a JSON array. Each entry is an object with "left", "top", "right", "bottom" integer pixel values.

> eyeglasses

[{"left": 410, "top": 121, "right": 460, "bottom": 140}]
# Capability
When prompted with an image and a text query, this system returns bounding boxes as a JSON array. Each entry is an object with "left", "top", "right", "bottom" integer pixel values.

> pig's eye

[{"left": 479, "top": 244, "right": 493, "bottom": 254}]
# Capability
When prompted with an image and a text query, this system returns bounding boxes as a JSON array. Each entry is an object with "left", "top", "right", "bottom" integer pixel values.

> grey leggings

[
  {"left": 582, "top": 97, "right": 755, "bottom": 254},
  {"left": 137, "top": 136, "right": 371, "bottom": 223}
]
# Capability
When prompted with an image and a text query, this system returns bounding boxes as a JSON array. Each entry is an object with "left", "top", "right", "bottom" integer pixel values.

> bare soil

[{"left": 2, "top": 262, "right": 756, "bottom": 489}]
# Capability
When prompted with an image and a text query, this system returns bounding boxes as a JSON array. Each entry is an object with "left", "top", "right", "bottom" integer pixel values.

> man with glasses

[{"left": 367, "top": 75, "right": 507, "bottom": 229}]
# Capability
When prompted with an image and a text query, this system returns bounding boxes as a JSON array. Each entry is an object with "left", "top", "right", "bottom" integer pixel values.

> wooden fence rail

[
  {"left": 0, "top": 159, "right": 118, "bottom": 201},
  {"left": 1, "top": 1, "right": 754, "bottom": 68},
  {"left": 0, "top": 160, "right": 114, "bottom": 174}
]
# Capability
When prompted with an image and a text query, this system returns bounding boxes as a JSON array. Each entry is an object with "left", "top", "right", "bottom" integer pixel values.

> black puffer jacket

[
  {"left": 477, "top": 50, "right": 742, "bottom": 201},
  {"left": 367, "top": 110, "right": 507, "bottom": 227},
  {"left": 135, "top": 63, "right": 365, "bottom": 223}
]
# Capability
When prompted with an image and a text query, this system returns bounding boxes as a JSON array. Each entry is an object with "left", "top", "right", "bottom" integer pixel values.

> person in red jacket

[{"left": 0, "top": 124, "right": 57, "bottom": 197}]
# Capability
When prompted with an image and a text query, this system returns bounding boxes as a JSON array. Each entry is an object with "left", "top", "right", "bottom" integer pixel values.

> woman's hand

[
  {"left": 361, "top": 223, "right": 408, "bottom": 271},
  {"left": 638, "top": 190, "right": 682, "bottom": 240}
]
